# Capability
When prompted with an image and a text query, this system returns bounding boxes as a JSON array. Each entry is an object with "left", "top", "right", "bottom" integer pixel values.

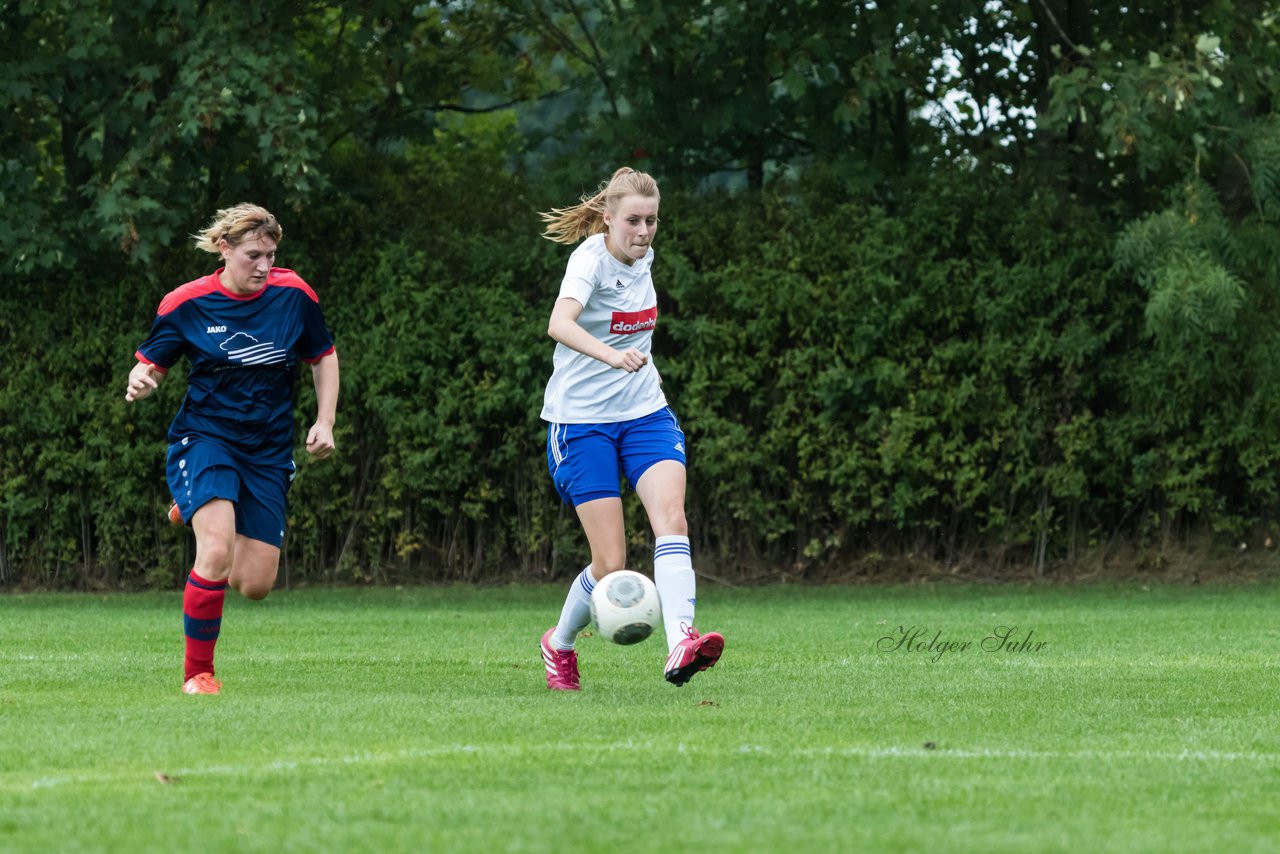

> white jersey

[{"left": 540, "top": 233, "right": 668, "bottom": 424}]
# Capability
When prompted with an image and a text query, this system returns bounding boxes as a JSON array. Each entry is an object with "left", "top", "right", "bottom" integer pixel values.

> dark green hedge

[{"left": 4, "top": 167, "right": 1278, "bottom": 586}]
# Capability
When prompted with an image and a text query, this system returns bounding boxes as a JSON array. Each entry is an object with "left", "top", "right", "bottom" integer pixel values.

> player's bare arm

[
  {"left": 547, "top": 297, "right": 648, "bottom": 372},
  {"left": 305, "top": 351, "right": 339, "bottom": 459}
]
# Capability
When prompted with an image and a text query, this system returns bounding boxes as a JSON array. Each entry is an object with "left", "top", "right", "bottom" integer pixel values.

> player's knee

[
  {"left": 650, "top": 504, "right": 688, "bottom": 537},
  {"left": 591, "top": 554, "right": 628, "bottom": 579},
  {"left": 194, "top": 543, "right": 234, "bottom": 576},
  {"left": 232, "top": 577, "right": 273, "bottom": 600}
]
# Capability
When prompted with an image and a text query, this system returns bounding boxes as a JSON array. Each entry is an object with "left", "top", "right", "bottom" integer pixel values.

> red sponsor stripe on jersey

[
  {"left": 157, "top": 275, "right": 221, "bottom": 316},
  {"left": 610, "top": 306, "right": 657, "bottom": 335},
  {"left": 157, "top": 268, "right": 319, "bottom": 316},
  {"left": 268, "top": 268, "right": 321, "bottom": 303}
]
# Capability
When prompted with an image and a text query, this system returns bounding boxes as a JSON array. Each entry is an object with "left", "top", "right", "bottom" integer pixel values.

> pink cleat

[
  {"left": 540, "top": 628, "right": 580, "bottom": 691},
  {"left": 664, "top": 627, "right": 724, "bottom": 687}
]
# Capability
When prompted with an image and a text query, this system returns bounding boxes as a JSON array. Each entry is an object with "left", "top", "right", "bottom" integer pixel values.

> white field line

[{"left": 11, "top": 741, "right": 1277, "bottom": 791}]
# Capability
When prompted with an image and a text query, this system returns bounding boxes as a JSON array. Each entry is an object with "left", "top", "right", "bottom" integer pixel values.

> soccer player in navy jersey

[
  {"left": 536, "top": 167, "right": 725, "bottom": 691},
  {"left": 124, "top": 204, "right": 340, "bottom": 695}
]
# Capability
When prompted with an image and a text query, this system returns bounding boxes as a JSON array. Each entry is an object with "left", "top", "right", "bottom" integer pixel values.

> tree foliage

[
  {"left": 4, "top": 1, "right": 1280, "bottom": 585},
  {"left": 0, "top": 0, "right": 538, "bottom": 270}
]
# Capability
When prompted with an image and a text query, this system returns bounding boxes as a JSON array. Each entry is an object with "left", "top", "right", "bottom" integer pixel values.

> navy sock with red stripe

[{"left": 183, "top": 570, "right": 227, "bottom": 681}]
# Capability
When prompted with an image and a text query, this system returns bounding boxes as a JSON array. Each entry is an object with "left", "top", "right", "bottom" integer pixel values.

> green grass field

[{"left": 1, "top": 581, "right": 1277, "bottom": 853}]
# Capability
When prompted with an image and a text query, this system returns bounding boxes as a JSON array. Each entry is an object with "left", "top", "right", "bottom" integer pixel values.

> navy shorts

[
  {"left": 166, "top": 436, "right": 295, "bottom": 547},
  {"left": 546, "top": 406, "right": 687, "bottom": 506}
]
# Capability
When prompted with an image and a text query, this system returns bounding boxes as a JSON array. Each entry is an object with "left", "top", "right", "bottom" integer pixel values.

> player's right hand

[
  {"left": 610, "top": 347, "right": 649, "bottom": 373},
  {"left": 125, "top": 363, "right": 160, "bottom": 402}
]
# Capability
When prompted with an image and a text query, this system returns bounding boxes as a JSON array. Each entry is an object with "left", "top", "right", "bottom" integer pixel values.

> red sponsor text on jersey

[{"left": 611, "top": 306, "right": 657, "bottom": 335}]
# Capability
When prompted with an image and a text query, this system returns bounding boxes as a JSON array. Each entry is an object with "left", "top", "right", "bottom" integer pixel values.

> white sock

[
  {"left": 552, "top": 566, "right": 595, "bottom": 650},
  {"left": 653, "top": 536, "right": 696, "bottom": 653}
]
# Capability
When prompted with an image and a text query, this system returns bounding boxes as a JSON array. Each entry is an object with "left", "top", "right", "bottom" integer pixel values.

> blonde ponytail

[{"left": 540, "top": 167, "right": 660, "bottom": 244}]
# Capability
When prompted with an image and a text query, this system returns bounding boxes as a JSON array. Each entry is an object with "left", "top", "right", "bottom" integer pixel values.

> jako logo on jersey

[
  {"left": 610, "top": 307, "right": 657, "bottom": 334},
  {"left": 207, "top": 325, "right": 227, "bottom": 333}
]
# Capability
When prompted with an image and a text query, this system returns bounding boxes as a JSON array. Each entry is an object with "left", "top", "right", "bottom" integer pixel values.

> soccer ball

[{"left": 590, "top": 570, "right": 661, "bottom": 645}]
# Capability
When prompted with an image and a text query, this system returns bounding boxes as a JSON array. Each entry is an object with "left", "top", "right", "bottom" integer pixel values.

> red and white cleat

[
  {"left": 663, "top": 626, "right": 724, "bottom": 687},
  {"left": 540, "top": 628, "right": 581, "bottom": 691}
]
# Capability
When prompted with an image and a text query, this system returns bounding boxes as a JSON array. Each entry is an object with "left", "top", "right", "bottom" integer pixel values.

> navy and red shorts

[{"left": 166, "top": 435, "right": 295, "bottom": 547}]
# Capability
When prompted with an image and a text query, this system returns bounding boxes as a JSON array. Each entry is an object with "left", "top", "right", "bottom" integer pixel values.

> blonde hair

[
  {"left": 193, "top": 203, "right": 283, "bottom": 254},
  {"left": 540, "top": 167, "right": 660, "bottom": 244}
]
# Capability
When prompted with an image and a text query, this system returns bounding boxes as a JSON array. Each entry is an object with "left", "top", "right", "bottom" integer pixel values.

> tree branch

[
  {"left": 557, "top": 0, "right": 620, "bottom": 118},
  {"left": 324, "top": 88, "right": 572, "bottom": 151},
  {"left": 1035, "top": 0, "right": 1081, "bottom": 54}
]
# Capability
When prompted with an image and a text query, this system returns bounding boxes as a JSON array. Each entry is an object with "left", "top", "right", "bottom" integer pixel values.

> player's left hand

[{"left": 305, "top": 423, "right": 336, "bottom": 459}]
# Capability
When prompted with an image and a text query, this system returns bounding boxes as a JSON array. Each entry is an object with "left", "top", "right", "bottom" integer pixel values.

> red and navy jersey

[{"left": 135, "top": 267, "right": 335, "bottom": 464}]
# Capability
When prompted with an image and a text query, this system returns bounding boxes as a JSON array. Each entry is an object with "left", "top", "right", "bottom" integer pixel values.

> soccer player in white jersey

[{"left": 537, "top": 167, "right": 725, "bottom": 691}]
